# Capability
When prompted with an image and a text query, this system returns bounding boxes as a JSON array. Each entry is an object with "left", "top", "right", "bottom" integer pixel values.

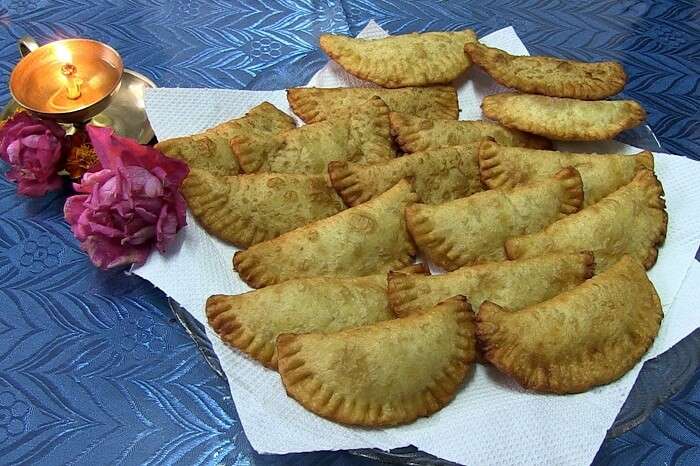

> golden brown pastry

[
  {"left": 328, "top": 144, "right": 481, "bottom": 206},
  {"left": 234, "top": 180, "right": 418, "bottom": 288},
  {"left": 388, "top": 252, "right": 594, "bottom": 317},
  {"left": 287, "top": 86, "right": 458, "bottom": 123},
  {"left": 207, "top": 264, "right": 427, "bottom": 369},
  {"left": 319, "top": 30, "right": 477, "bottom": 88},
  {"left": 182, "top": 168, "right": 345, "bottom": 248},
  {"left": 465, "top": 42, "right": 627, "bottom": 100},
  {"left": 406, "top": 167, "right": 584, "bottom": 270},
  {"left": 231, "top": 96, "right": 395, "bottom": 174},
  {"left": 277, "top": 296, "right": 476, "bottom": 426},
  {"left": 478, "top": 140, "right": 654, "bottom": 205},
  {"left": 476, "top": 255, "right": 663, "bottom": 394},
  {"left": 155, "top": 102, "right": 295, "bottom": 175},
  {"left": 505, "top": 169, "right": 667, "bottom": 271},
  {"left": 481, "top": 92, "right": 646, "bottom": 141},
  {"left": 389, "top": 112, "right": 550, "bottom": 153},
  {"left": 207, "top": 102, "right": 295, "bottom": 136}
]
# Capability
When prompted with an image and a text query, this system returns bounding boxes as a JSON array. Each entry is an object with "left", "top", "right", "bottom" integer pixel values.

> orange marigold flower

[{"left": 65, "top": 142, "right": 99, "bottom": 179}]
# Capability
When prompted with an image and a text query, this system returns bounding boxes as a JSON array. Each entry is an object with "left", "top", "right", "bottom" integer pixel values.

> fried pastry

[
  {"left": 465, "top": 42, "right": 626, "bottom": 100},
  {"left": 389, "top": 112, "right": 550, "bottom": 153},
  {"left": 388, "top": 252, "right": 593, "bottom": 317},
  {"left": 319, "top": 30, "right": 477, "bottom": 88},
  {"left": 231, "top": 96, "right": 395, "bottom": 174},
  {"left": 481, "top": 92, "right": 646, "bottom": 141},
  {"left": 406, "top": 167, "right": 583, "bottom": 270},
  {"left": 277, "top": 296, "right": 476, "bottom": 426},
  {"left": 155, "top": 102, "right": 295, "bottom": 175},
  {"left": 478, "top": 140, "right": 654, "bottom": 205},
  {"left": 505, "top": 169, "right": 667, "bottom": 271},
  {"left": 182, "top": 168, "right": 345, "bottom": 248},
  {"left": 234, "top": 180, "right": 417, "bottom": 288},
  {"left": 207, "top": 102, "right": 295, "bottom": 136},
  {"left": 207, "top": 264, "right": 427, "bottom": 369},
  {"left": 156, "top": 135, "right": 239, "bottom": 176},
  {"left": 476, "top": 255, "right": 663, "bottom": 394},
  {"left": 287, "top": 86, "right": 459, "bottom": 123},
  {"left": 328, "top": 144, "right": 481, "bottom": 206}
]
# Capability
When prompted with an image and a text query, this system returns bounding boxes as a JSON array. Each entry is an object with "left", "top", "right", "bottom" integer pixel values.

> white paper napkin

[
  {"left": 137, "top": 21, "right": 700, "bottom": 465},
  {"left": 661, "top": 258, "right": 700, "bottom": 350}
]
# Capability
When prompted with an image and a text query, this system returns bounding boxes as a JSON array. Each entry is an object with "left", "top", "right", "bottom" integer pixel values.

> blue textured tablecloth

[{"left": 0, "top": 1, "right": 698, "bottom": 465}]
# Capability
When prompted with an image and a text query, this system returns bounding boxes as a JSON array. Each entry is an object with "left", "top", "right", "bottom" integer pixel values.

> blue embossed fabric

[{"left": 0, "top": 1, "right": 698, "bottom": 465}]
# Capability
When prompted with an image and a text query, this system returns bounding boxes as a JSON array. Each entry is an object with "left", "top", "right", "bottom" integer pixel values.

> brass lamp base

[{"left": 2, "top": 68, "right": 156, "bottom": 144}]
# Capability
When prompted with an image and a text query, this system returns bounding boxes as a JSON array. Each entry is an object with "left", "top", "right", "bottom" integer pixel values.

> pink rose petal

[
  {"left": 0, "top": 112, "right": 66, "bottom": 197},
  {"left": 63, "top": 125, "right": 189, "bottom": 269}
]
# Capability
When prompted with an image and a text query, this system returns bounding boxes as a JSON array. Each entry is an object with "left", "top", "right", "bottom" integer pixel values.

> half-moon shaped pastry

[
  {"left": 406, "top": 167, "right": 583, "bottom": 270},
  {"left": 388, "top": 252, "right": 593, "bottom": 317},
  {"left": 478, "top": 140, "right": 654, "bottom": 205},
  {"left": 389, "top": 112, "right": 550, "bottom": 153},
  {"left": 476, "top": 255, "right": 663, "bottom": 394},
  {"left": 287, "top": 86, "right": 458, "bottom": 123},
  {"left": 505, "top": 169, "right": 667, "bottom": 271},
  {"left": 231, "top": 96, "right": 395, "bottom": 174},
  {"left": 328, "top": 144, "right": 481, "bottom": 206},
  {"left": 234, "top": 180, "right": 418, "bottom": 288},
  {"left": 155, "top": 102, "right": 295, "bottom": 175},
  {"left": 182, "top": 168, "right": 345, "bottom": 248},
  {"left": 207, "top": 264, "right": 427, "bottom": 369},
  {"left": 208, "top": 102, "right": 295, "bottom": 136},
  {"left": 481, "top": 92, "right": 646, "bottom": 141},
  {"left": 319, "top": 30, "right": 477, "bottom": 88},
  {"left": 465, "top": 42, "right": 627, "bottom": 100},
  {"left": 277, "top": 296, "right": 476, "bottom": 426}
]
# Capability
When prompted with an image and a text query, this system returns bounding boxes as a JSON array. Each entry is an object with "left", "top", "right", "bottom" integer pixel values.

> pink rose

[
  {"left": 64, "top": 125, "right": 189, "bottom": 269},
  {"left": 0, "top": 112, "right": 66, "bottom": 196}
]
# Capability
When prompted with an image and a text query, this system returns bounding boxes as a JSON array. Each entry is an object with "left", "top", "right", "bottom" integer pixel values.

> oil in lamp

[{"left": 5, "top": 36, "right": 155, "bottom": 143}]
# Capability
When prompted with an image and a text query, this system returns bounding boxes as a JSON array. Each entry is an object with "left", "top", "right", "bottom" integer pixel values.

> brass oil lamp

[{"left": 5, "top": 36, "right": 155, "bottom": 143}]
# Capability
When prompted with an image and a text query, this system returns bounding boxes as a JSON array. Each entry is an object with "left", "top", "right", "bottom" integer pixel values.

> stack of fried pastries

[
  {"left": 462, "top": 41, "right": 645, "bottom": 141},
  {"left": 233, "top": 95, "right": 396, "bottom": 174},
  {"left": 156, "top": 102, "right": 295, "bottom": 175},
  {"left": 477, "top": 256, "right": 662, "bottom": 394},
  {"left": 159, "top": 28, "right": 668, "bottom": 427}
]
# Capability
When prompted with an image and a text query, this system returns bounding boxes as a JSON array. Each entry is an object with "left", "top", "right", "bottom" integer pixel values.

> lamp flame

[
  {"left": 53, "top": 43, "right": 73, "bottom": 63},
  {"left": 53, "top": 44, "right": 81, "bottom": 99}
]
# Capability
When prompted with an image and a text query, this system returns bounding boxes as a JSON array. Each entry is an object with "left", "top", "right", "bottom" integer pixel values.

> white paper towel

[{"left": 136, "top": 21, "right": 700, "bottom": 465}]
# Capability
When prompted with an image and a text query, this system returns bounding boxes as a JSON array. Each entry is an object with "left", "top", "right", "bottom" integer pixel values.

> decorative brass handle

[{"left": 18, "top": 36, "right": 40, "bottom": 57}]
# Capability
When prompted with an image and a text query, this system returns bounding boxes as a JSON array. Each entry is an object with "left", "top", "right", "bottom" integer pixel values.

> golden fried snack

[
  {"left": 277, "top": 296, "right": 476, "bottom": 426},
  {"left": 234, "top": 180, "right": 417, "bottom": 288},
  {"left": 155, "top": 102, "right": 295, "bottom": 175},
  {"left": 477, "top": 256, "right": 663, "bottom": 394},
  {"left": 231, "top": 96, "right": 395, "bottom": 174},
  {"left": 478, "top": 140, "right": 654, "bottom": 205},
  {"left": 464, "top": 42, "right": 626, "bottom": 100},
  {"left": 482, "top": 92, "right": 646, "bottom": 141},
  {"left": 328, "top": 144, "right": 481, "bottom": 206},
  {"left": 287, "top": 86, "right": 458, "bottom": 123},
  {"left": 505, "top": 169, "right": 667, "bottom": 271},
  {"left": 207, "top": 102, "right": 295, "bottom": 136},
  {"left": 389, "top": 112, "right": 550, "bottom": 153},
  {"left": 207, "top": 263, "right": 427, "bottom": 369},
  {"left": 406, "top": 167, "right": 583, "bottom": 270},
  {"left": 182, "top": 168, "right": 345, "bottom": 248},
  {"left": 319, "top": 30, "right": 477, "bottom": 88},
  {"left": 388, "top": 252, "right": 593, "bottom": 317},
  {"left": 156, "top": 136, "right": 238, "bottom": 176}
]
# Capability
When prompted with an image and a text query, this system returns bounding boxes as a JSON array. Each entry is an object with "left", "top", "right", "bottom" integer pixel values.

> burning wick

[{"left": 61, "top": 62, "right": 83, "bottom": 100}]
